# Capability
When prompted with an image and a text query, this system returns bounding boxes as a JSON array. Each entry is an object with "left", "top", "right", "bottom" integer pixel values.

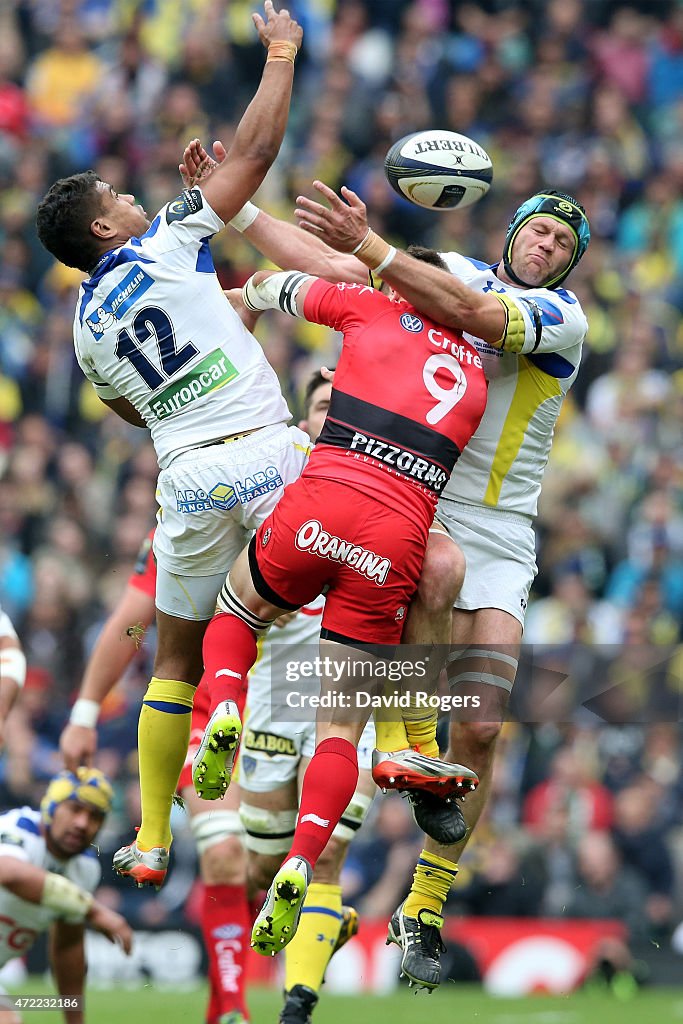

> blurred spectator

[
  {"left": 523, "top": 746, "right": 614, "bottom": 838},
  {"left": 565, "top": 830, "right": 649, "bottom": 947},
  {"left": 612, "top": 778, "right": 675, "bottom": 939}
]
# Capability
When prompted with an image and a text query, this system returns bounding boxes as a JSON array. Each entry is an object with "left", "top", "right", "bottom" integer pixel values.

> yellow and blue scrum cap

[{"left": 41, "top": 768, "right": 114, "bottom": 825}]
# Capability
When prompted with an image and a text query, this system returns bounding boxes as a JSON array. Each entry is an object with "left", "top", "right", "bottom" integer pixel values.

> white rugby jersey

[
  {"left": 74, "top": 188, "right": 291, "bottom": 469},
  {"left": 0, "top": 808, "right": 100, "bottom": 967},
  {"left": 438, "top": 252, "right": 588, "bottom": 517}
]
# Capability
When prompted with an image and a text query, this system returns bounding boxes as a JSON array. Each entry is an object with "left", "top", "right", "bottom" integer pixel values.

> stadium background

[{"left": 1, "top": 0, "right": 683, "bottom": 1009}]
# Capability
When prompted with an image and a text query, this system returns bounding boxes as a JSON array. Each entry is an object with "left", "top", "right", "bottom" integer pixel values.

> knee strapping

[
  {"left": 331, "top": 790, "right": 373, "bottom": 843},
  {"left": 190, "top": 810, "right": 243, "bottom": 856},
  {"left": 239, "top": 803, "right": 297, "bottom": 854}
]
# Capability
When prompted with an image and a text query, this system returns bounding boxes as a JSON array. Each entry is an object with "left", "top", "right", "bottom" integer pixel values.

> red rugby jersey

[{"left": 302, "top": 279, "right": 487, "bottom": 522}]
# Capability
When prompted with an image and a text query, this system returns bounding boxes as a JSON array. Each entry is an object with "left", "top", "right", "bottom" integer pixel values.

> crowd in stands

[{"left": 1, "top": 0, "right": 683, "bottom": 974}]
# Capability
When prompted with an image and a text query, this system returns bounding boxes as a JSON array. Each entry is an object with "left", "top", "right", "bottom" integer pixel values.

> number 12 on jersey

[{"left": 115, "top": 306, "right": 198, "bottom": 389}]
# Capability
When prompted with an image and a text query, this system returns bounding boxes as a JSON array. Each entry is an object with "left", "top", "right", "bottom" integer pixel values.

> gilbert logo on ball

[{"left": 384, "top": 130, "right": 493, "bottom": 211}]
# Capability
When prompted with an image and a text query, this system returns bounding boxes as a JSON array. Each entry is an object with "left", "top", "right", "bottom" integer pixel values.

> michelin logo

[
  {"left": 86, "top": 268, "right": 154, "bottom": 337},
  {"left": 176, "top": 468, "right": 283, "bottom": 513}
]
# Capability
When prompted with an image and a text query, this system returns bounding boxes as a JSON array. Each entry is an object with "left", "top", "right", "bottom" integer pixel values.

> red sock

[
  {"left": 290, "top": 737, "right": 358, "bottom": 868},
  {"left": 202, "top": 883, "right": 250, "bottom": 1023},
  {"left": 202, "top": 612, "right": 257, "bottom": 707}
]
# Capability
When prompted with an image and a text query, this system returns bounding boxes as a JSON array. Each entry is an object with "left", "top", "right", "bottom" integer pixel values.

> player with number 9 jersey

[{"left": 239, "top": 255, "right": 487, "bottom": 645}]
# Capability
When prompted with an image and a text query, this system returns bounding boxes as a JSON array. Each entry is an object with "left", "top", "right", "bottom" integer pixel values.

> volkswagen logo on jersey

[{"left": 400, "top": 312, "right": 424, "bottom": 332}]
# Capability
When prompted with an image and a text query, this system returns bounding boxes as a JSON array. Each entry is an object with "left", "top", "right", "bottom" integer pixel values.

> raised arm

[
  {"left": 296, "top": 181, "right": 509, "bottom": 345},
  {"left": 199, "top": 2, "right": 303, "bottom": 224},
  {"left": 180, "top": 139, "right": 365, "bottom": 282}
]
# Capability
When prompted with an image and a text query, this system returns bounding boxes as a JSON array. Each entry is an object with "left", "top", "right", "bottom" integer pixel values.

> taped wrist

[
  {"left": 69, "top": 698, "right": 100, "bottom": 729},
  {"left": 266, "top": 41, "right": 298, "bottom": 64},
  {"left": 42, "top": 873, "right": 94, "bottom": 920},
  {"left": 229, "top": 202, "right": 260, "bottom": 233},
  {"left": 351, "top": 229, "right": 395, "bottom": 271},
  {"left": 491, "top": 292, "right": 527, "bottom": 353},
  {"left": 242, "top": 271, "right": 312, "bottom": 316}
]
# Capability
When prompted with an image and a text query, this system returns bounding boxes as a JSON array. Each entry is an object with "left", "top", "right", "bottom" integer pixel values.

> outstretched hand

[
  {"left": 253, "top": 1, "right": 303, "bottom": 50},
  {"left": 295, "top": 181, "right": 369, "bottom": 254},
  {"left": 179, "top": 138, "right": 227, "bottom": 188}
]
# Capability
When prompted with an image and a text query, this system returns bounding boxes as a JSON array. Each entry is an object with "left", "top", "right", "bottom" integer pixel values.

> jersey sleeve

[
  {"left": 73, "top": 315, "right": 120, "bottom": 400},
  {"left": 439, "top": 252, "right": 588, "bottom": 356},
  {"left": 302, "top": 279, "right": 385, "bottom": 333},
  {"left": 512, "top": 289, "right": 588, "bottom": 355},
  {"left": 130, "top": 188, "right": 224, "bottom": 271},
  {"left": 129, "top": 529, "right": 157, "bottom": 597},
  {"left": 0, "top": 809, "right": 37, "bottom": 864}
]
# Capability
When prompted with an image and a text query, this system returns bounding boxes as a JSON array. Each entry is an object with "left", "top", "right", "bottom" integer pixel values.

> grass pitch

[{"left": 7, "top": 981, "right": 683, "bottom": 1024}]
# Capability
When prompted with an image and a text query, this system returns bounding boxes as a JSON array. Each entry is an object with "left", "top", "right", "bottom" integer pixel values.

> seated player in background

[
  {"left": 0, "top": 608, "right": 26, "bottom": 752},
  {"left": 0, "top": 769, "right": 131, "bottom": 1024},
  {"left": 196, "top": 252, "right": 487, "bottom": 955}
]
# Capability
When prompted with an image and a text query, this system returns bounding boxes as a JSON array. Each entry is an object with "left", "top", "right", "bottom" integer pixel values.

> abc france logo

[{"left": 400, "top": 313, "right": 423, "bottom": 332}]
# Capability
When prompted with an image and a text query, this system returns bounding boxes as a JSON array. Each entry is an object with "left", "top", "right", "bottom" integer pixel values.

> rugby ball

[{"left": 384, "top": 130, "right": 493, "bottom": 211}]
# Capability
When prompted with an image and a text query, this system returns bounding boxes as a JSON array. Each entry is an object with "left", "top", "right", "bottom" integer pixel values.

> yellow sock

[
  {"left": 284, "top": 882, "right": 342, "bottom": 992},
  {"left": 136, "top": 677, "right": 195, "bottom": 851},
  {"left": 374, "top": 678, "right": 410, "bottom": 752},
  {"left": 374, "top": 713, "right": 410, "bottom": 752},
  {"left": 403, "top": 850, "right": 458, "bottom": 918},
  {"left": 402, "top": 707, "right": 440, "bottom": 758}
]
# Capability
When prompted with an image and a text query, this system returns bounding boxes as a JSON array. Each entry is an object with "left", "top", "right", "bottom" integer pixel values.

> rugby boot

[
  {"left": 403, "top": 789, "right": 468, "bottom": 845},
  {"left": 218, "top": 1015, "right": 248, "bottom": 1024},
  {"left": 278, "top": 984, "right": 319, "bottom": 1024},
  {"left": 372, "top": 748, "right": 479, "bottom": 799},
  {"left": 113, "top": 836, "right": 169, "bottom": 890},
  {"left": 251, "top": 856, "right": 312, "bottom": 956},
  {"left": 193, "top": 699, "right": 242, "bottom": 800},
  {"left": 386, "top": 901, "right": 445, "bottom": 991}
]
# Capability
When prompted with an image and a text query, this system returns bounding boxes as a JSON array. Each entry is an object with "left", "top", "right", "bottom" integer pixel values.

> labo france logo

[{"left": 295, "top": 519, "right": 391, "bottom": 585}]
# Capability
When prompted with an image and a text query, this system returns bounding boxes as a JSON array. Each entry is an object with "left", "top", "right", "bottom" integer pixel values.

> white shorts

[
  {"left": 154, "top": 423, "right": 310, "bottom": 618},
  {"left": 238, "top": 705, "right": 375, "bottom": 793},
  {"left": 436, "top": 498, "right": 537, "bottom": 625}
]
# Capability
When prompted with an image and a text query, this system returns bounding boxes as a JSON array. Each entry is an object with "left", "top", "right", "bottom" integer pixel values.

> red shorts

[
  {"left": 177, "top": 679, "right": 246, "bottom": 792},
  {"left": 252, "top": 476, "right": 428, "bottom": 645}
]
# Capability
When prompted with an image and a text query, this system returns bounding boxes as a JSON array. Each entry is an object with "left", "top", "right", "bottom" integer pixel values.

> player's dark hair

[
  {"left": 304, "top": 368, "right": 334, "bottom": 416},
  {"left": 36, "top": 171, "right": 105, "bottom": 273},
  {"left": 405, "top": 244, "right": 449, "bottom": 272}
]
